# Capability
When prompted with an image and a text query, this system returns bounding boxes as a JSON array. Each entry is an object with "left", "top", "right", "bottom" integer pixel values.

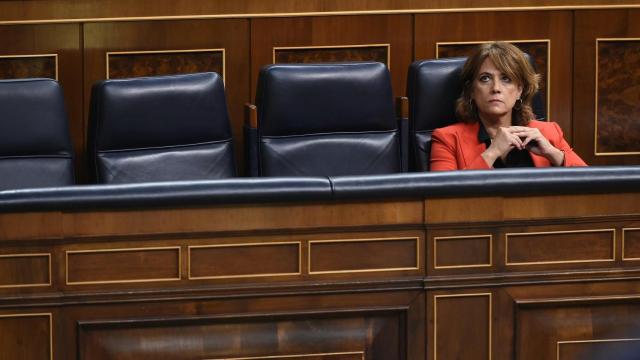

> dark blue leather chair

[
  {"left": 407, "top": 56, "right": 546, "bottom": 171},
  {"left": 248, "top": 62, "right": 405, "bottom": 177},
  {"left": 88, "top": 72, "right": 236, "bottom": 184},
  {"left": 0, "top": 78, "right": 74, "bottom": 190}
]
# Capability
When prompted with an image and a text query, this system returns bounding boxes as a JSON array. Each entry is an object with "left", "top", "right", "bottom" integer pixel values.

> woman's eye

[
  {"left": 501, "top": 75, "right": 512, "bottom": 83},
  {"left": 479, "top": 75, "right": 490, "bottom": 82}
]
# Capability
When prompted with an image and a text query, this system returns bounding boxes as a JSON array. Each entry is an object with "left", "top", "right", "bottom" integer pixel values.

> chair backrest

[
  {"left": 407, "top": 55, "right": 546, "bottom": 171},
  {"left": 88, "top": 72, "right": 235, "bottom": 184},
  {"left": 0, "top": 78, "right": 74, "bottom": 190},
  {"left": 255, "top": 62, "right": 401, "bottom": 177}
]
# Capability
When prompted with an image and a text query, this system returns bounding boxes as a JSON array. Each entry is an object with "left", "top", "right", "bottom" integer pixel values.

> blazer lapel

[{"left": 459, "top": 122, "right": 487, "bottom": 168}]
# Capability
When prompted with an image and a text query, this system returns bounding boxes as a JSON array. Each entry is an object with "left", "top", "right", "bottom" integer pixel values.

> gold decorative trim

[
  {"left": 273, "top": 43, "right": 391, "bottom": 69},
  {"left": 66, "top": 246, "right": 182, "bottom": 285},
  {"left": 434, "top": 292, "right": 492, "bottom": 360},
  {"left": 0, "top": 53, "right": 58, "bottom": 80},
  {"left": 0, "top": 312, "right": 53, "bottom": 360},
  {"left": 106, "top": 48, "right": 226, "bottom": 81},
  {"left": 1, "top": 5, "right": 640, "bottom": 25},
  {"left": 505, "top": 228, "right": 616, "bottom": 266},
  {"left": 436, "top": 39, "right": 551, "bottom": 119},
  {"left": 188, "top": 241, "right": 302, "bottom": 280},
  {"left": 308, "top": 236, "right": 420, "bottom": 275},
  {"left": 622, "top": 227, "right": 640, "bottom": 261},
  {"left": 557, "top": 338, "right": 640, "bottom": 360},
  {"left": 206, "top": 351, "right": 365, "bottom": 360},
  {"left": 594, "top": 38, "right": 640, "bottom": 156},
  {"left": 433, "top": 234, "right": 492, "bottom": 269},
  {"left": 0, "top": 253, "right": 51, "bottom": 289}
]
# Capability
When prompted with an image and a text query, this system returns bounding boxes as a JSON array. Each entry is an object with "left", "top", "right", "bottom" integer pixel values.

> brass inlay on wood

[
  {"left": 0, "top": 253, "right": 51, "bottom": 288},
  {"left": 433, "top": 234, "right": 492, "bottom": 269},
  {"left": 0, "top": 54, "right": 58, "bottom": 80},
  {"left": 206, "top": 351, "right": 365, "bottom": 360},
  {"left": 188, "top": 241, "right": 301, "bottom": 280},
  {"left": 0, "top": 312, "right": 53, "bottom": 360},
  {"left": 308, "top": 236, "right": 420, "bottom": 275},
  {"left": 66, "top": 246, "right": 181, "bottom": 285},
  {"left": 436, "top": 39, "right": 551, "bottom": 119},
  {"left": 505, "top": 228, "right": 615, "bottom": 266},
  {"left": 557, "top": 338, "right": 640, "bottom": 360},
  {"left": 434, "top": 293, "right": 492, "bottom": 360},
  {"left": 594, "top": 38, "right": 640, "bottom": 156},
  {"left": 622, "top": 228, "right": 640, "bottom": 260},
  {"left": 106, "top": 48, "right": 225, "bottom": 81},
  {"left": 273, "top": 44, "right": 390, "bottom": 68}
]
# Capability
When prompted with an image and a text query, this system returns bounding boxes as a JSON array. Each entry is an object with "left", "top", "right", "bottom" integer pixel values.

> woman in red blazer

[{"left": 430, "top": 42, "right": 586, "bottom": 171}]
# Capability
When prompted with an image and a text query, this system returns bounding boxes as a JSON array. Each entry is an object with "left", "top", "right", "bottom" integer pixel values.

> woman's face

[{"left": 471, "top": 57, "right": 523, "bottom": 122}]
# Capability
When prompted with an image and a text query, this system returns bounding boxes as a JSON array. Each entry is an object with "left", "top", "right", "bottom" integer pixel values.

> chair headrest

[
  {"left": 256, "top": 62, "right": 396, "bottom": 136},
  {"left": 91, "top": 72, "right": 231, "bottom": 151},
  {"left": 0, "top": 78, "right": 72, "bottom": 156}
]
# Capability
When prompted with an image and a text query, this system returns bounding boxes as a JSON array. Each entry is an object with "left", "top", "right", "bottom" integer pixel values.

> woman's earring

[{"left": 514, "top": 98, "right": 523, "bottom": 110}]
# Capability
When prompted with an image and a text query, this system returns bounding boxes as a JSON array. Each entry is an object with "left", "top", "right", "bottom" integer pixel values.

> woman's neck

[{"left": 479, "top": 113, "right": 512, "bottom": 138}]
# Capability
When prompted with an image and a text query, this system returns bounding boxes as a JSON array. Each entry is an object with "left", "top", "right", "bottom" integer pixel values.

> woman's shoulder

[
  {"left": 528, "top": 119, "right": 560, "bottom": 130},
  {"left": 432, "top": 121, "right": 478, "bottom": 135}
]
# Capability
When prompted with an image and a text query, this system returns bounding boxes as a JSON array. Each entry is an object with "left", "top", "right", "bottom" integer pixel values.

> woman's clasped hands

[{"left": 482, "top": 126, "right": 565, "bottom": 167}]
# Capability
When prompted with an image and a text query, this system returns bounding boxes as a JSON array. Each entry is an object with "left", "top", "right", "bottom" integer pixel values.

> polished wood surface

[
  {"left": 1, "top": 192, "right": 640, "bottom": 358},
  {"left": 0, "top": 0, "right": 638, "bottom": 22},
  {"left": 574, "top": 9, "right": 640, "bottom": 165}
]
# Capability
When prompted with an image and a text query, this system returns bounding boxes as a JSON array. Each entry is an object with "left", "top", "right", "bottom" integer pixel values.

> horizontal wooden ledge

[{"left": 0, "top": 4, "right": 639, "bottom": 25}]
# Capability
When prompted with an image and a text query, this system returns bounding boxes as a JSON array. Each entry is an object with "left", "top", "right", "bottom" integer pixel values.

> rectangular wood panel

[
  {"left": 189, "top": 242, "right": 300, "bottom": 279},
  {"left": 506, "top": 229, "right": 615, "bottom": 265},
  {"left": 0, "top": 54, "right": 57, "bottom": 79},
  {"left": 0, "top": 254, "right": 50, "bottom": 288},
  {"left": 0, "top": 313, "right": 51, "bottom": 360},
  {"left": 66, "top": 247, "right": 181, "bottom": 284},
  {"left": 107, "top": 49, "right": 224, "bottom": 79},
  {"left": 433, "top": 293, "right": 491, "bottom": 360},
  {"left": 309, "top": 237, "right": 419, "bottom": 274},
  {"left": 433, "top": 235, "right": 492, "bottom": 269}
]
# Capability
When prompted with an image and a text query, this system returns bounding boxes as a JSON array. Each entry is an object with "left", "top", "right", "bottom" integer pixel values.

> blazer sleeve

[
  {"left": 549, "top": 122, "right": 588, "bottom": 167},
  {"left": 430, "top": 128, "right": 491, "bottom": 171}
]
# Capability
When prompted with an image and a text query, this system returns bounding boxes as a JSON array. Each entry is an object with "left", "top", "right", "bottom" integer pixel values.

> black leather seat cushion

[
  {"left": 256, "top": 62, "right": 401, "bottom": 176},
  {"left": 0, "top": 78, "right": 74, "bottom": 190},
  {"left": 89, "top": 72, "right": 235, "bottom": 183}
]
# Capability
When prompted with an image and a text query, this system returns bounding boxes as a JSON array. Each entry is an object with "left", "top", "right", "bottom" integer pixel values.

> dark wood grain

[
  {"left": 275, "top": 45, "right": 388, "bottom": 65},
  {"left": 108, "top": 50, "right": 224, "bottom": 79},
  {"left": 0, "top": 55, "right": 56, "bottom": 79}
]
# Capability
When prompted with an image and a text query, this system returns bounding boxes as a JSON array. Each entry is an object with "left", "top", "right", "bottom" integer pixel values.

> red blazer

[{"left": 430, "top": 120, "right": 587, "bottom": 171}]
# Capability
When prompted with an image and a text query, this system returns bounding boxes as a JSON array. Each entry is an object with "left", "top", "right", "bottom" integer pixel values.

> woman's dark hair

[{"left": 455, "top": 41, "right": 540, "bottom": 125}]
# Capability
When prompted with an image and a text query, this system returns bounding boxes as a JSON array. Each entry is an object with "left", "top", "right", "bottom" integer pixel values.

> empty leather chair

[
  {"left": 407, "top": 55, "right": 545, "bottom": 171},
  {"left": 88, "top": 72, "right": 236, "bottom": 184},
  {"left": 0, "top": 78, "right": 74, "bottom": 190},
  {"left": 249, "top": 62, "right": 405, "bottom": 177}
]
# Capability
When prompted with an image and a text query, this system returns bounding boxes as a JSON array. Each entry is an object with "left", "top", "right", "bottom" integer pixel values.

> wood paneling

[
  {"left": 432, "top": 293, "right": 491, "bottom": 360},
  {"left": 189, "top": 242, "right": 300, "bottom": 279},
  {"left": 433, "top": 234, "right": 492, "bottom": 269},
  {"left": 0, "top": 24, "right": 83, "bottom": 180},
  {"left": 107, "top": 49, "right": 224, "bottom": 80},
  {"left": 0, "top": 55, "right": 57, "bottom": 79},
  {"left": 415, "top": 11, "right": 573, "bottom": 142},
  {"left": 0, "top": 254, "right": 50, "bottom": 288},
  {"left": 506, "top": 229, "right": 615, "bottom": 265},
  {"left": 251, "top": 15, "right": 412, "bottom": 100},
  {"left": 309, "top": 237, "right": 419, "bottom": 274},
  {"left": 66, "top": 247, "right": 181, "bottom": 284},
  {"left": 83, "top": 19, "right": 250, "bottom": 173},
  {"left": 0, "top": 313, "right": 51, "bottom": 360},
  {"left": 274, "top": 45, "right": 389, "bottom": 65},
  {"left": 574, "top": 9, "right": 640, "bottom": 165},
  {"left": 516, "top": 298, "right": 640, "bottom": 360},
  {"left": 78, "top": 310, "right": 403, "bottom": 360},
  {"left": 0, "top": 1, "right": 639, "bottom": 22}
]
